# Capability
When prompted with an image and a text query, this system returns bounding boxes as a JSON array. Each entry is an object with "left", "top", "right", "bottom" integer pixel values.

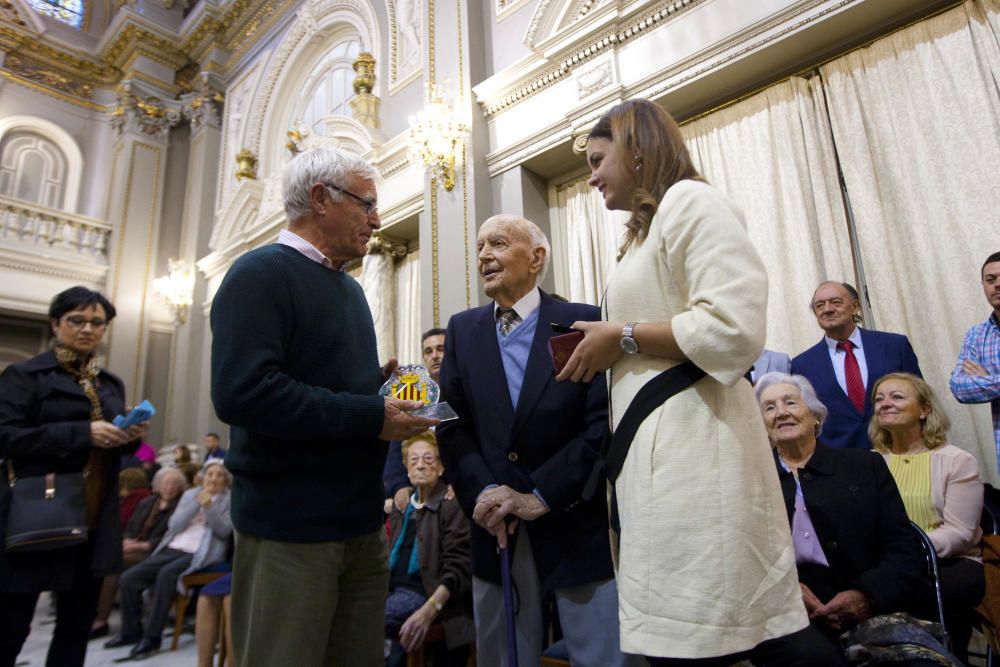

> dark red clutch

[{"left": 548, "top": 331, "right": 584, "bottom": 374}]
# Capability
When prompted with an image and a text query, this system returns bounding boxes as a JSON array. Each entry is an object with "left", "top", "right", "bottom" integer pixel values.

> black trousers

[
  {"left": 645, "top": 624, "right": 846, "bottom": 667},
  {"left": 0, "top": 576, "right": 102, "bottom": 667},
  {"left": 118, "top": 548, "right": 193, "bottom": 644},
  {"left": 914, "top": 556, "right": 985, "bottom": 665}
]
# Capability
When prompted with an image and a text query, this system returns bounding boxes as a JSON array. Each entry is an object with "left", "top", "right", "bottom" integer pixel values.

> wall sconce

[
  {"left": 408, "top": 84, "right": 468, "bottom": 191},
  {"left": 154, "top": 259, "right": 195, "bottom": 324}
]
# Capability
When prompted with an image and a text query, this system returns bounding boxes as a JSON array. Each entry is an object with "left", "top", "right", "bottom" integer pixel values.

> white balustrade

[{"left": 0, "top": 195, "right": 112, "bottom": 262}]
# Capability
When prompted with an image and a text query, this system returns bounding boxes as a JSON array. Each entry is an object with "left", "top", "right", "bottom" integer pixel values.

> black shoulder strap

[
  {"left": 604, "top": 360, "right": 707, "bottom": 483},
  {"left": 582, "top": 360, "right": 706, "bottom": 501}
]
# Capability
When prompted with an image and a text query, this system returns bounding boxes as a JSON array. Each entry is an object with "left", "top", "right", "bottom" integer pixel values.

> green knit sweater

[{"left": 211, "top": 243, "right": 386, "bottom": 542}]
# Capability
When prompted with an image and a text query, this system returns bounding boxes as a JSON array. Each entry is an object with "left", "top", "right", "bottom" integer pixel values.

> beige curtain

[
  {"left": 394, "top": 250, "right": 421, "bottom": 365},
  {"left": 682, "top": 77, "right": 854, "bottom": 358},
  {"left": 360, "top": 252, "right": 396, "bottom": 365},
  {"left": 551, "top": 177, "right": 628, "bottom": 306},
  {"left": 820, "top": 0, "right": 1000, "bottom": 481}
]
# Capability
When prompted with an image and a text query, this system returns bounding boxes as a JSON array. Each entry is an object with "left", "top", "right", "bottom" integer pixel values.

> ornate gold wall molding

[
  {"left": 101, "top": 23, "right": 188, "bottom": 70},
  {"left": 0, "top": 0, "right": 28, "bottom": 28},
  {"left": 367, "top": 231, "right": 408, "bottom": 258},
  {"left": 0, "top": 0, "right": 291, "bottom": 110},
  {"left": 430, "top": 174, "right": 439, "bottom": 327},
  {"left": 182, "top": 73, "right": 225, "bottom": 130},
  {"left": 0, "top": 69, "right": 103, "bottom": 110},
  {"left": 110, "top": 81, "right": 183, "bottom": 141},
  {"left": 3, "top": 54, "right": 94, "bottom": 98},
  {"left": 0, "top": 23, "right": 118, "bottom": 103}
]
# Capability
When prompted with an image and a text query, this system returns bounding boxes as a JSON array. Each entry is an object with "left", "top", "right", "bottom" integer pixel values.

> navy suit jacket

[
  {"left": 437, "top": 291, "right": 613, "bottom": 589},
  {"left": 791, "top": 328, "right": 922, "bottom": 450}
]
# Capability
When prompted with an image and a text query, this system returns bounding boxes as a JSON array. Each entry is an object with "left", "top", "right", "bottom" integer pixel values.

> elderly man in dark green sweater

[{"left": 211, "top": 147, "right": 437, "bottom": 667}]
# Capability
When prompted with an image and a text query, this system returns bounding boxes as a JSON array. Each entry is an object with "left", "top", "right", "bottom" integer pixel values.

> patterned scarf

[{"left": 55, "top": 345, "right": 108, "bottom": 529}]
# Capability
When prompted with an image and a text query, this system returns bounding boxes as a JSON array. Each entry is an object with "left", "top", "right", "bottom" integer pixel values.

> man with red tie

[{"left": 791, "top": 281, "right": 922, "bottom": 449}]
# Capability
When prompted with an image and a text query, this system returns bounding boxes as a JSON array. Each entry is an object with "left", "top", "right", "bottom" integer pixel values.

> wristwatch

[{"left": 620, "top": 322, "right": 639, "bottom": 354}]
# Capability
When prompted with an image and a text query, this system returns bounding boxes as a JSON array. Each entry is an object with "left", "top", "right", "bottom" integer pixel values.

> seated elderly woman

[
  {"left": 91, "top": 467, "right": 188, "bottom": 638},
  {"left": 105, "top": 459, "right": 232, "bottom": 659},
  {"left": 755, "top": 373, "right": 926, "bottom": 648},
  {"left": 870, "top": 372, "right": 985, "bottom": 663},
  {"left": 386, "top": 432, "right": 473, "bottom": 667},
  {"left": 121, "top": 467, "right": 189, "bottom": 566}
]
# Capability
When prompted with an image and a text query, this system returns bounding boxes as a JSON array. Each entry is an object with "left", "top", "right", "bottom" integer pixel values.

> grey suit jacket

[{"left": 751, "top": 349, "right": 792, "bottom": 383}]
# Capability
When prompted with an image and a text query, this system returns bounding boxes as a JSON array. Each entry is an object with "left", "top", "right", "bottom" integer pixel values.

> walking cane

[{"left": 500, "top": 540, "right": 519, "bottom": 667}]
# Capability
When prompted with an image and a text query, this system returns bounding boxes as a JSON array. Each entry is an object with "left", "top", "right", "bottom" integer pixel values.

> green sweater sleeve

[{"left": 210, "top": 252, "right": 385, "bottom": 440}]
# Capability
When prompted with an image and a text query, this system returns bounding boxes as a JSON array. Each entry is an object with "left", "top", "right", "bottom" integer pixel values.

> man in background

[
  {"left": 951, "top": 251, "right": 1000, "bottom": 471},
  {"left": 202, "top": 432, "right": 226, "bottom": 461},
  {"left": 792, "top": 281, "right": 921, "bottom": 449}
]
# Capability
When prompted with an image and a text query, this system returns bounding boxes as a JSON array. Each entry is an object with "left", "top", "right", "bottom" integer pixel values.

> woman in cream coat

[{"left": 558, "top": 99, "right": 837, "bottom": 665}]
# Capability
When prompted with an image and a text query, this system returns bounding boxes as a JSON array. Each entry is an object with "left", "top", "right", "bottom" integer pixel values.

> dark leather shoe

[
  {"left": 104, "top": 634, "right": 141, "bottom": 649},
  {"left": 128, "top": 638, "right": 160, "bottom": 660},
  {"left": 88, "top": 623, "right": 110, "bottom": 640}
]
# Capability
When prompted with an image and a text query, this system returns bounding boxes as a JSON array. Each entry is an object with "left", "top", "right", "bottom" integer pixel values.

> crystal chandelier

[{"left": 408, "top": 84, "right": 469, "bottom": 191}]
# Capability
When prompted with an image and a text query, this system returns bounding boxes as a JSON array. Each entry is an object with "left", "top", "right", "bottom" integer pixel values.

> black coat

[
  {"left": 124, "top": 493, "right": 179, "bottom": 552},
  {"left": 775, "top": 443, "right": 926, "bottom": 613},
  {"left": 0, "top": 350, "right": 133, "bottom": 593}
]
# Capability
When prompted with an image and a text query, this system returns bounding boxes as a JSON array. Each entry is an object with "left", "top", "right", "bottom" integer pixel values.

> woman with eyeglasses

[
  {"left": 385, "top": 432, "right": 473, "bottom": 667},
  {"left": 0, "top": 286, "right": 148, "bottom": 667}
]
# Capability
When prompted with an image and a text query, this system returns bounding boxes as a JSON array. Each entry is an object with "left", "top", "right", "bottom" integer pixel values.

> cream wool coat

[{"left": 606, "top": 180, "right": 807, "bottom": 658}]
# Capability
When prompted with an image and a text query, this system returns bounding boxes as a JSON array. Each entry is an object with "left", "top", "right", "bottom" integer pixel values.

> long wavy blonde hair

[{"left": 588, "top": 99, "right": 704, "bottom": 259}]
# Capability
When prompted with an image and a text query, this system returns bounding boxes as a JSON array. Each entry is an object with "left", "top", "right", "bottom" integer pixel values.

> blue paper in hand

[{"left": 113, "top": 399, "right": 156, "bottom": 429}]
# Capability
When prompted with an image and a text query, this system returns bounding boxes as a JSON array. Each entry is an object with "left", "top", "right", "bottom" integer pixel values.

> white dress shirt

[{"left": 825, "top": 326, "right": 869, "bottom": 394}]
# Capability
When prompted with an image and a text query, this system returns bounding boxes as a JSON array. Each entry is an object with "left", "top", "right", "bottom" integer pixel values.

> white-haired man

[
  {"left": 211, "top": 148, "right": 436, "bottom": 666},
  {"left": 437, "top": 214, "right": 637, "bottom": 666}
]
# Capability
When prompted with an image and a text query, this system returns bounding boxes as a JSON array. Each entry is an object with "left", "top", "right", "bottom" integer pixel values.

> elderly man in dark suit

[
  {"left": 437, "top": 214, "right": 635, "bottom": 667},
  {"left": 791, "top": 282, "right": 922, "bottom": 449}
]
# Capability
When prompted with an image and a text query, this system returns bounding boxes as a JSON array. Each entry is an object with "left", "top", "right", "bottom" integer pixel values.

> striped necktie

[{"left": 498, "top": 309, "right": 518, "bottom": 337}]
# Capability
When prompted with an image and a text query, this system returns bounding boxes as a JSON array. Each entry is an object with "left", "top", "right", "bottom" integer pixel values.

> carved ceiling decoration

[
  {"left": 0, "top": 0, "right": 295, "bottom": 110},
  {"left": 0, "top": 0, "right": 28, "bottom": 27},
  {"left": 481, "top": 0, "right": 705, "bottom": 117}
]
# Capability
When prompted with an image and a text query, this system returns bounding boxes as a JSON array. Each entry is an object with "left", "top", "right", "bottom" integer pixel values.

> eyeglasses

[
  {"left": 63, "top": 316, "right": 107, "bottom": 330},
  {"left": 324, "top": 183, "right": 378, "bottom": 217}
]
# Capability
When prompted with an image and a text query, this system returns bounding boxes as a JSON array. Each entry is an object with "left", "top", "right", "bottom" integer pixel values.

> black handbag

[{"left": 4, "top": 461, "right": 88, "bottom": 552}]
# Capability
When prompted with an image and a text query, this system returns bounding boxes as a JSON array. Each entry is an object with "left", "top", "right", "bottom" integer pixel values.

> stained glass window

[{"left": 26, "top": 0, "right": 84, "bottom": 28}]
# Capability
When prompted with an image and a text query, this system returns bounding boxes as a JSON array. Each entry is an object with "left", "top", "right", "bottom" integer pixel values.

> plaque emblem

[{"left": 378, "top": 364, "right": 440, "bottom": 405}]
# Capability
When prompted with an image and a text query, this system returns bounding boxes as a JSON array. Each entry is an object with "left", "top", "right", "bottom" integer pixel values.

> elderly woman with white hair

[
  {"left": 755, "top": 373, "right": 925, "bottom": 652},
  {"left": 90, "top": 466, "right": 189, "bottom": 638},
  {"left": 106, "top": 459, "right": 232, "bottom": 660}
]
